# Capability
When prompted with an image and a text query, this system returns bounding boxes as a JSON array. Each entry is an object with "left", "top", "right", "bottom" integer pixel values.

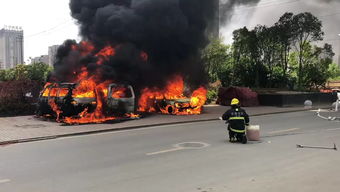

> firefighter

[{"left": 222, "top": 98, "right": 249, "bottom": 143}]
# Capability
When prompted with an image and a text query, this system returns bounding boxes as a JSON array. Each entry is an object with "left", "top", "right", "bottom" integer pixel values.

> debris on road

[{"left": 296, "top": 143, "right": 337, "bottom": 151}]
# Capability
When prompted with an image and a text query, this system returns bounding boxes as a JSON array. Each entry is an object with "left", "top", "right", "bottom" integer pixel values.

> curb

[{"left": 0, "top": 106, "right": 326, "bottom": 146}]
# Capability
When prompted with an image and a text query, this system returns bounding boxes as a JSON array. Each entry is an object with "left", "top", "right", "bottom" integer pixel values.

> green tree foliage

[
  {"left": 202, "top": 38, "right": 233, "bottom": 87},
  {"left": 232, "top": 27, "right": 264, "bottom": 87},
  {"left": 291, "top": 12, "right": 324, "bottom": 89},
  {"left": 27, "top": 62, "right": 52, "bottom": 82},
  {"left": 301, "top": 43, "right": 333, "bottom": 89},
  {"left": 0, "top": 70, "right": 6, "bottom": 81},
  {"left": 274, "top": 12, "right": 294, "bottom": 78},
  {"left": 0, "top": 62, "right": 52, "bottom": 82},
  {"left": 218, "top": 11, "right": 334, "bottom": 91},
  {"left": 328, "top": 63, "right": 340, "bottom": 80}
]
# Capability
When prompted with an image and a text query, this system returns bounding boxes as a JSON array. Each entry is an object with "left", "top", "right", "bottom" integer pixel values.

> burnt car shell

[
  {"left": 37, "top": 83, "right": 136, "bottom": 118},
  {"left": 106, "top": 84, "right": 136, "bottom": 115},
  {"left": 37, "top": 83, "right": 96, "bottom": 117},
  {"left": 155, "top": 98, "right": 192, "bottom": 114}
]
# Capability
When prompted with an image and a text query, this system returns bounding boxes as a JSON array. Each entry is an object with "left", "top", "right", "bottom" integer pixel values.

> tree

[
  {"left": 0, "top": 70, "right": 6, "bottom": 81},
  {"left": 27, "top": 62, "right": 52, "bottom": 82},
  {"left": 290, "top": 43, "right": 334, "bottom": 90},
  {"left": 291, "top": 12, "right": 324, "bottom": 89},
  {"left": 255, "top": 25, "right": 282, "bottom": 87},
  {"left": 274, "top": 12, "right": 294, "bottom": 78},
  {"left": 202, "top": 38, "right": 233, "bottom": 86},
  {"left": 232, "top": 27, "right": 268, "bottom": 88},
  {"left": 232, "top": 27, "right": 255, "bottom": 87},
  {"left": 0, "top": 62, "right": 52, "bottom": 82}
]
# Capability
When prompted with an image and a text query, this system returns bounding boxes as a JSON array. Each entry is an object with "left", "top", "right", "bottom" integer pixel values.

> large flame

[
  {"left": 64, "top": 81, "right": 117, "bottom": 124},
  {"left": 42, "top": 41, "right": 139, "bottom": 124},
  {"left": 138, "top": 75, "right": 207, "bottom": 115},
  {"left": 41, "top": 41, "right": 206, "bottom": 124}
]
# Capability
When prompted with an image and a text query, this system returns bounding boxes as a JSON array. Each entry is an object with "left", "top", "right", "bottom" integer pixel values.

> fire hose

[{"left": 316, "top": 109, "right": 340, "bottom": 121}]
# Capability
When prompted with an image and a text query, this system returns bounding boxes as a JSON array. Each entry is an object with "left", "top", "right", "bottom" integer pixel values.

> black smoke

[{"left": 51, "top": 0, "right": 216, "bottom": 92}]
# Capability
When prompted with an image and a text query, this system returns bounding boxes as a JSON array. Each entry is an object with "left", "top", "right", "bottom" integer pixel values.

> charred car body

[
  {"left": 37, "top": 83, "right": 136, "bottom": 118},
  {"left": 154, "top": 98, "right": 193, "bottom": 114}
]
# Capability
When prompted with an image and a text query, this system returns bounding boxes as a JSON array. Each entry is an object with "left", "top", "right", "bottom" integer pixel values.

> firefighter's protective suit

[{"left": 222, "top": 98, "right": 249, "bottom": 141}]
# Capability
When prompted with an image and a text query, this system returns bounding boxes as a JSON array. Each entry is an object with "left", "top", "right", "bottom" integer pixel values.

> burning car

[
  {"left": 37, "top": 82, "right": 136, "bottom": 121},
  {"left": 154, "top": 98, "right": 195, "bottom": 115},
  {"left": 138, "top": 75, "right": 207, "bottom": 115}
]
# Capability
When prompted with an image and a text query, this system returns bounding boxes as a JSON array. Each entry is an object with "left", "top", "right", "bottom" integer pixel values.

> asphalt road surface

[{"left": 0, "top": 110, "right": 339, "bottom": 192}]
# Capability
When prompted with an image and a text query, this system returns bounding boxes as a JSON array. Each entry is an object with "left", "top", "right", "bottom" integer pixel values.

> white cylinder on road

[{"left": 246, "top": 125, "right": 260, "bottom": 141}]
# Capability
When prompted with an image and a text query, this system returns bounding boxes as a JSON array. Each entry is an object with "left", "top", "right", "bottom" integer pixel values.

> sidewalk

[{"left": 0, "top": 105, "right": 330, "bottom": 145}]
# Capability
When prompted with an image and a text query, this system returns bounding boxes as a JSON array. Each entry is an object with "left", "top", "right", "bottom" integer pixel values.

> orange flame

[
  {"left": 48, "top": 99, "right": 62, "bottom": 122},
  {"left": 72, "top": 79, "right": 96, "bottom": 98},
  {"left": 138, "top": 75, "right": 207, "bottom": 115},
  {"left": 111, "top": 87, "right": 128, "bottom": 98},
  {"left": 42, "top": 43, "right": 139, "bottom": 124},
  {"left": 96, "top": 46, "right": 116, "bottom": 65},
  {"left": 42, "top": 82, "right": 52, "bottom": 97},
  {"left": 64, "top": 82, "right": 118, "bottom": 124}
]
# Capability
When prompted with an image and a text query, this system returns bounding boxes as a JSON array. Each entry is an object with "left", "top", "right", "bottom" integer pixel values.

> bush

[
  {"left": 0, "top": 80, "right": 43, "bottom": 116},
  {"left": 206, "top": 89, "right": 218, "bottom": 104}
]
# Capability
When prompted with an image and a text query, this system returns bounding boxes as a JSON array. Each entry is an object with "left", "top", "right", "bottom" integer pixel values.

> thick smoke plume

[{"left": 51, "top": 0, "right": 216, "bottom": 92}]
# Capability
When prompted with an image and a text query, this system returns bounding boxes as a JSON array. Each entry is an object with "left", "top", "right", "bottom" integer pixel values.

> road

[{"left": 0, "top": 110, "right": 339, "bottom": 192}]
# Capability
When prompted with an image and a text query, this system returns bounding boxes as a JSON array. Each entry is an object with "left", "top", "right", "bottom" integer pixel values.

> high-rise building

[
  {"left": 48, "top": 45, "right": 60, "bottom": 67},
  {"left": 31, "top": 55, "right": 49, "bottom": 64},
  {"left": 0, "top": 26, "right": 24, "bottom": 69}
]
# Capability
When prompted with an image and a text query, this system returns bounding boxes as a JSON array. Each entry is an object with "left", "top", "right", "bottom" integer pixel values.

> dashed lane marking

[
  {"left": 146, "top": 142, "right": 210, "bottom": 156},
  {"left": 0, "top": 179, "right": 11, "bottom": 184},
  {"left": 146, "top": 147, "right": 184, "bottom": 156},
  {"left": 268, "top": 128, "right": 300, "bottom": 134},
  {"left": 326, "top": 128, "right": 340, "bottom": 131}
]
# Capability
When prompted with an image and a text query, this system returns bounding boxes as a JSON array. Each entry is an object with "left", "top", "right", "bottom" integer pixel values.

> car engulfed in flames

[
  {"left": 37, "top": 75, "right": 207, "bottom": 124},
  {"left": 36, "top": 42, "right": 207, "bottom": 124},
  {"left": 37, "top": 82, "right": 137, "bottom": 124},
  {"left": 138, "top": 75, "right": 207, "bottom": 115}
]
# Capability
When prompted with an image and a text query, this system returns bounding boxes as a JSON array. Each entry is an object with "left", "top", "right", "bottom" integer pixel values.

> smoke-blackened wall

[{"left": 51, "top": 0, "right": 216, "bottom": 91}]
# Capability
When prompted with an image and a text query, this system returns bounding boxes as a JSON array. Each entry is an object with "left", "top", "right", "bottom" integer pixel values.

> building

[
  {"left": 48, "top": 45, "right": 59, "bottom": 66},
  {"left": 0, "top": 26, "right": 24, "bottom": 69},
  {"left": 31, "top": 55, "right": 49, "bottom": 64}
]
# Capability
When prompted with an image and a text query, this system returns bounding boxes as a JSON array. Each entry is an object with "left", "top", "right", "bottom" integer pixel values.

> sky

[
  {"left": 0, "top": 0, "right": 339, "bottom": 64},
  {"left": 0, "top": 0, "right": 80, "bottom": 63}
]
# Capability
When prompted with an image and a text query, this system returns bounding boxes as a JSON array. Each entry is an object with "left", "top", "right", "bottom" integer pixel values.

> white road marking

[
  {"left": 0, "top": 179, "right": 11, "bottom": 184},
  {"left": 146, "top": 142, "right": 210, "bottom": 156},
  {"left": 310, "top": 109, "right": 330, "bottom": 112},
  {"left": 326, "top": 128, "right": 340, "bottom": 131},
  {"left": 268, "top": 128, "right": 300, "bottom": 134},
  {"left": 146, "top": 147, "right": 184, "bottom": 155}
]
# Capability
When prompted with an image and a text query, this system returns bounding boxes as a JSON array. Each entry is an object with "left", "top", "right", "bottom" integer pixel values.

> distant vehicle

[{"left": 37, "top": 83, "right": 136, "bottom": 118}]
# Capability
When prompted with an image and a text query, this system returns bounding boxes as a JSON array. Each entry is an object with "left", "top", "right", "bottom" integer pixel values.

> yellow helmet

[{"left": 231, "top": 98, "right": 240, "bottom": 105}]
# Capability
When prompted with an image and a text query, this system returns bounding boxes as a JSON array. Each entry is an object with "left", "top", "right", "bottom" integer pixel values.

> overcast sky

[
  {"left": 0, "top": 0, "right": 79, "bottom": 62},
  {"left": 0, "top": 0, "right": 339, "bottom": 63}
]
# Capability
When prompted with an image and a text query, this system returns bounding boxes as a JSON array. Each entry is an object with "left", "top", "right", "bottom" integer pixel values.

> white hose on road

[{"left": 316, "top": 109, "right": 339, "bottom": 121}]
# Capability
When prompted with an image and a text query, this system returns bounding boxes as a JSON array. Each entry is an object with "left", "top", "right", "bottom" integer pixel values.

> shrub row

[{"left": 0, "top": 80, "right": 43, "bottom": 116}]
